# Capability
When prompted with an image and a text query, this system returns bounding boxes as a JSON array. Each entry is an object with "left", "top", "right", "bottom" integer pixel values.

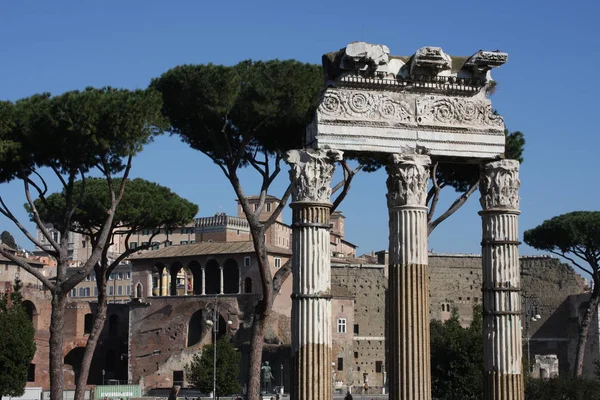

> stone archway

[
  {"left": 151, "top": 263, "right": 168, "bottom": 296},
  {"left": 205, "top": 259, "right": 220, "bottom": 295},
  {"left": 21, "top": 300, "right": 37, "bottom": 329},
  {"left": 169, "top": 262, "right": 184, "bottom": 296},
  {"left": 189, "top": 260, "right": 203, "bottom": 295},
  {"left": 223, "top": 259, "right": 239, "bottom": 294}
]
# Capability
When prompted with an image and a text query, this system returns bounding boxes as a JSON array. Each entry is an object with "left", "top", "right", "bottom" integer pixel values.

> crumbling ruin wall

[{"left": 129, "top": 296, "right": 240, "bottom": 391}]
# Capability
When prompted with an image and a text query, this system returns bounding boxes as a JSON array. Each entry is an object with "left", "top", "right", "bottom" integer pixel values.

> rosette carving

[
  {"left": 318, "top": 89, "right": 413, "bottom": 123},
  {"left": 386, "top": 154, "right": 431, "bottom": 208},
  {"left": 416, "top": 96, "right": 504, "bottom": 128},
  {"left": 479, "top": 159, "right": 520, "bottom": 210},
  {"left": 286, "top": 149, "right": 343, "bottom": 203}
]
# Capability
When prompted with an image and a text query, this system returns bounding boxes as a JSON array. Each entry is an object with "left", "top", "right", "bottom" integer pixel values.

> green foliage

[
  {"left": 151, "top": 60, "right": 323, "bottom": 167},
  {"left": 0, "top": 87, "right": 165, "bottom": 183},
  {"left": 30, "top": 178, "right": 198, "bottom": 236},
  {"left": 524, "top": 212, "right": 600, "bottom": 258},
  {"left": 185, "top": 338, "right": 241, "bottom": 398},
  {"left": 0, "top": 279, "right": 36, "bottom": 398},
  {"left": 430, "top": 305, "right": 483, "bottom": 400},
  {"left": 524, "top": 211, "right": 600, "bottom": 377},
  {"left": 0, "top": 231, "right": 17, "bottom": 249},
  {"left": 525, "top": 377, "right": 600, "bottom": 400}
]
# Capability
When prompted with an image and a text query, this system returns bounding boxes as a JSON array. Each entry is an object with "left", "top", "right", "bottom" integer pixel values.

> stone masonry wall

[
  {"left": 332, "top": 264, "right": 386, "bottom": 392},
  {"left": 330, "top": 254, "right": 584, "bottom": 392}
]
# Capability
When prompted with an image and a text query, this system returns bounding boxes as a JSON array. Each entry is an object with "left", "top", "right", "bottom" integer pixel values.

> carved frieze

[
  {"left": 479, "top": 159, "right": 520, "bottom": 210},
  {"left": 318, "top": 89, "right": 503, "bottom": 131},
  {"left": 386, "top": 154, "right": 431, "bottom": 208},
  {"left": 286, "top": 149, "right": 343, "bottom": 203},
  {"left": 319, "top": 91, "right": 414, "bottom": 124},
  {"left": 416, "top": 95, "right": 504, "bottom": 129}
]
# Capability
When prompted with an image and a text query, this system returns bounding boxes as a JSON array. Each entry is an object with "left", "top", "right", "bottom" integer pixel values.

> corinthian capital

[
  {"left": 386, "top": 154, "right": 431, "bottom": 208},
  {"left": 286, "top": 149, "right": 343, "bottom": 203},
  {"left": 479, "top": 159, "right": 520, "bottom": 210}
]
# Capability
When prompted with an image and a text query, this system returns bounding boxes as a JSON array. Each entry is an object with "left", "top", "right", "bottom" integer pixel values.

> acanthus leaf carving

[
  {"left": 386, "top": 154, "right": 431, "bottom": 208},
  {"left": 479, "top": 159, "right": 520, "bottom": 210},
  {"left": 286, "top": 149, "right": 343, "bottom": 203}
]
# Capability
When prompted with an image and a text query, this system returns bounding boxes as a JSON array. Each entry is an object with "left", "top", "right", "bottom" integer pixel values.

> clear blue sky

[{"left": 1, "top": 0, "right": 598, "bottom": 260}]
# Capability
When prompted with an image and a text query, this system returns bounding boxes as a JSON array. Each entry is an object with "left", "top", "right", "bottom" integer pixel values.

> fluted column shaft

[
  {"left": 386, "top": 154, "right": 431, "bottom": 400},
  {"left": 286, "top": 149, "right": 342, "bottom": 400},
  {"left": 479, "top": 160, "right": 523, "bottom": 400}
]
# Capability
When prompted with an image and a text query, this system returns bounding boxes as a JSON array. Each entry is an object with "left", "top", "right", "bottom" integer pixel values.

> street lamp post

[
  {"left": 205, "top": 296, "right": 232, "bottom": 399},
  {"left": 522, "top": 292, "right": 542, "bottom": 372}
]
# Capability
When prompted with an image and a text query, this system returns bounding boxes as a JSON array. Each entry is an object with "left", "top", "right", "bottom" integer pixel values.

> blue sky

[{"left": 1, "top": 0, "right": 598, "bottom": 260}]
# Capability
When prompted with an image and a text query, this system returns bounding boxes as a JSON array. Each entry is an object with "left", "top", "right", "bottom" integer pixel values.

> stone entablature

[{"left": 307, "top": 42, "right": 508, "bottom": 159}]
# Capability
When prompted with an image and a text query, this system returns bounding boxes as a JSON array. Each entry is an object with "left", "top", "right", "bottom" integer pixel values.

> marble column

[
  {"left": 201, "top": 267, "right": 206, "bottom": 295},
  {"left": 219, "top": 266, "right": 224, "bottom": 294},
  {"left": 479, "top": 160, "right": 523, "bottom": 400},
  {"left": 386, "top": 154, "right": 431, "bottom": 400},
  {"left": 160, "top": 270, "right": 168, "bottom": 296},
  {"left": 286, "top": 149, "right": 342, "bottom": 400}
]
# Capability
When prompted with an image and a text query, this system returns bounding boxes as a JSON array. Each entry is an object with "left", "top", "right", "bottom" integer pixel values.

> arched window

[
  {"left": 21, "top": 300, "right": 37, "bottom": 329},
  {"left": 84, "top": 313, "right": 93, "bottom": 334},
  {"left": 136, "top": 283, "right": 143, "bottom": 298},
  {"left": 244, "top": 277, "right": 253, "bottom": 294},
  {"left": 187, "top": 310, "right": 204, "bottom": 347}
]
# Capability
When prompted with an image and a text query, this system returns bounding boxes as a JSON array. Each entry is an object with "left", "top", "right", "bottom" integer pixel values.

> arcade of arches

[{"left": 150, "top": 258, "right": 243, "bottom": 296}]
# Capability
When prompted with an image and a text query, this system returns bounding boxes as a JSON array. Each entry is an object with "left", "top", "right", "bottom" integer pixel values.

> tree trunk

[
  {"left": 247, "top": 311, "right": 267, "bottom": 400},
  {"left": 574, "top": 282, "right": 600, "bottom": 377},
  {"left": 245, "top": 225, "right": 273, "bottom": 400},
  {"left": 49, "top": 291, "right": 67, "bottom": 400},
  {"left": 74, "top": 277, "right": 108, "bottom": 400}
]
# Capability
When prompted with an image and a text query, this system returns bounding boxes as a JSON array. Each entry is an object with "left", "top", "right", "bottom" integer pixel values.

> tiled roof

[
  {"left": 0, "top": 252, "right": 44, "bottom": 267},
  {"left": 130, "top": 241, "right": 292, "bottom": 261}
]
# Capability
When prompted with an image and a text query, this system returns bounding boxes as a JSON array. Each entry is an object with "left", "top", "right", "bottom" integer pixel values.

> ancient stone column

[
  {"left": 286, "top": 149, "right": 342, "bottom": 400},
  {"left": 201, "top": 267, "right": 206, "bottom": 295},
  {"left": 386, "top": 154, "right": 431, "bottom": 400},
  {"left": 160, "top": 270, "right": 168, "bottom": 296},
  {"left": 479, "top": 160, "right": 523, "bottom": 400}
]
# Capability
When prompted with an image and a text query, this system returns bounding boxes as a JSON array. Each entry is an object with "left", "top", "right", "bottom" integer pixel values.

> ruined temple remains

[{"left": 291, "top": 42, "right": 515, "bottom": 400}]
